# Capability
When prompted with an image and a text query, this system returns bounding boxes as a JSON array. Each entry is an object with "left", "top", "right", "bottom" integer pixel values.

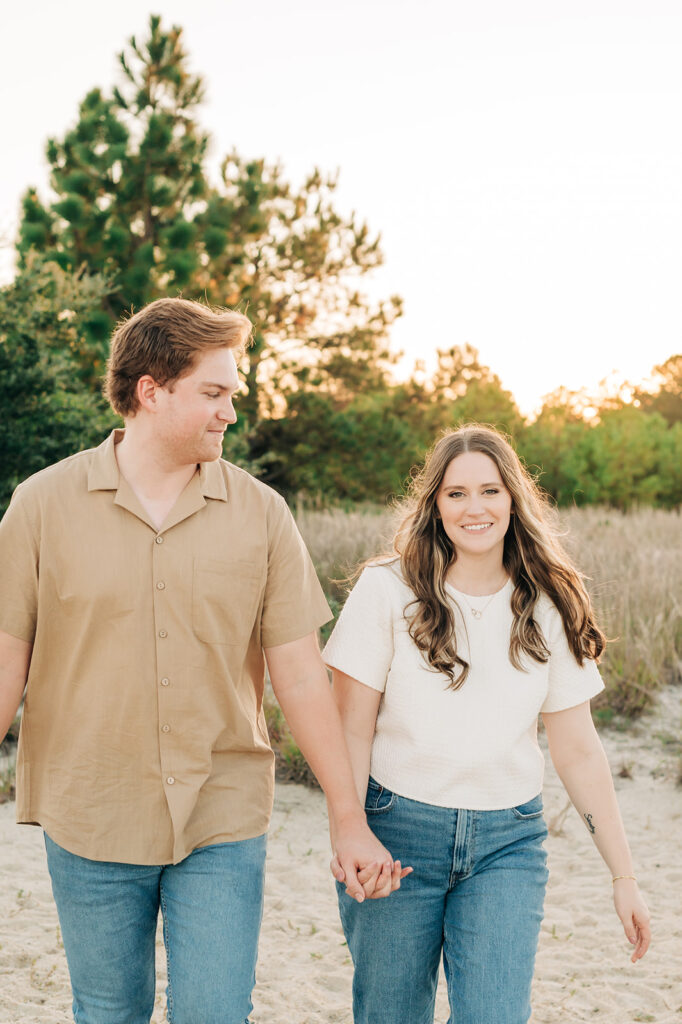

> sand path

[{"left": 1, "top": 690, "right": 680, "bottom": 1023}]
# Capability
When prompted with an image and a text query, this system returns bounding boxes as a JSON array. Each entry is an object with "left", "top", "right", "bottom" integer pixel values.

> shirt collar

[
  {"left": 87, "top": 430, "right": 123, "bottom": 491},
  {"left": 87, "top": 429, "right": 228, "bottom": 502},
  {"left": 199, "top": 458, "right": 228, "bottom": 501}
]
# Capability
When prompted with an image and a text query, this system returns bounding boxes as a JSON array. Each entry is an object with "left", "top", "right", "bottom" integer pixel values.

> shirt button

[
  {"left": 158, "top": 629, "right": 168, "bottom": 638},
  {"left": 166, "top": 776, "right": 175, "bottom": 785},
  {"left": 161, "top": 724, "right": 170, "bottom": 733},
  {"left": 160, "top": 678, "right": 170, "bottom": 687},
  {"left": 156, "top": 581, "right": 166, "bottom": 590},
  {"left": 155, "top": 536, "right": 164, "bottom": 544}
]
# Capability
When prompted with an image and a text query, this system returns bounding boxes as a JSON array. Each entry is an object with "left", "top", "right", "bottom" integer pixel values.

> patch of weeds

[
  {"left": 596, "top": 654, "right": 660, "bottom": 721},
  {"left": 592, "top": 705, "right": 616, "bottom": 726},
  {"left": 655, "top": 731, "right": 682, "bottom": 755},
  {"left": 0, "top": 769, "right": 16, "bottom": 804}
]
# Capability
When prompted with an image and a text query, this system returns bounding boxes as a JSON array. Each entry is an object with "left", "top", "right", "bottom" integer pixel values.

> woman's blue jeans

[
  {"left": 338, "top": 780, "right": 548, "bottom": 1024},
  {"left": 44, "top": 831, "right": 267, "bottom": 1024}
]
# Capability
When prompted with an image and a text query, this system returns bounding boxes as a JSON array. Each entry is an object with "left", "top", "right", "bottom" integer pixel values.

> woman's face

[{"left": 435, "top": 451, "right": 513, "bottom": 563}]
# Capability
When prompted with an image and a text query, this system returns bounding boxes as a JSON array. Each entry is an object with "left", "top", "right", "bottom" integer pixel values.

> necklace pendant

[{"left": 471, "top": 608, "right": 482, "bottom": 619}]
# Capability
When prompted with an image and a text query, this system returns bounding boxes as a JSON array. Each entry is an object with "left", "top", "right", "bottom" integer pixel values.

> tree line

[{"left": 2, "top": 16, "right": 681, "bottom": 515}]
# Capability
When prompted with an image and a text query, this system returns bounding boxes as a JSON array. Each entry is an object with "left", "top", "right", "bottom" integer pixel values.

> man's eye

[{"left": 206, "top": 393, "right": 221, "bottom": 399}]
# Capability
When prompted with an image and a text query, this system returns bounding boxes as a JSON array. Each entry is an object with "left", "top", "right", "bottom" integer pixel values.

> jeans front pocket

[
  {"left": 511, "top": 793, "right": 544, "bottom": 820},
  {"left": 364, "top": 776, "right": 396, "bottom": 814}
]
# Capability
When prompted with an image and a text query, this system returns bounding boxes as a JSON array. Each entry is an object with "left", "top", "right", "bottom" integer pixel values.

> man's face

[{"left": 153, "top": 347, "right": 241, "bottom": 465}]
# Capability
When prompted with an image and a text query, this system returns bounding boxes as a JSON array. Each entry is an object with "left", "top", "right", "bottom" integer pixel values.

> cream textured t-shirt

[{"left": 323, "top": 562, "right": 604, "bottom": 810}]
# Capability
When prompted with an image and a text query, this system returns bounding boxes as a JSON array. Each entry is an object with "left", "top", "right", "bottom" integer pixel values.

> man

[{"left": 0, "top": 297, "right": 402, "bottom": 1024}]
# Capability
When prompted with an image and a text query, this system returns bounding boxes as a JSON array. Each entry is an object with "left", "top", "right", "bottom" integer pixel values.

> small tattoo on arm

[{"left": 584, "top": 813, "right": 596, "bottom": 834}]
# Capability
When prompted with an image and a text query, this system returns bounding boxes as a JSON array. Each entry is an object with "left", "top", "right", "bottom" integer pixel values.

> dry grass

[
  {"left": 558, "top": 507, "right": 682, "bottom": 719},
  {"left": 294, "top": 504, "right": 395, "bottom": 607}
]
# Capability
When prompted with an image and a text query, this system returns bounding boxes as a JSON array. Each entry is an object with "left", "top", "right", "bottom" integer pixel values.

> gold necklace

[
  {"left": 448, "top": 576, "right": 509, "bottom": 619},
  {"left": 463, "top": 592, "right": 499, "bottom": 619}
]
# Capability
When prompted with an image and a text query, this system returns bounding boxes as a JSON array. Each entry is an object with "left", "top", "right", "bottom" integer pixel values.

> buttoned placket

[{"left": 152, "top": 531, "right": 177, "bottom": 792}]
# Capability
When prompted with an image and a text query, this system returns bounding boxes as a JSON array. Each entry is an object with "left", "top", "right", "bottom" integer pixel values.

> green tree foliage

[
  {"left": 635, "top": 354, "right": 682, "bottom": 425},
  {"left": 523, "top": 394, "right": 682, "bottom": 510},
  {"left": 9, "top": 18, "right": 681, "bottom": 512},
  {"left": 251, "top": 389, "right": 417, "bottom": 500},
  {"left": 428, "top": 345, "right": 522, "bottom": 436},
  {"left": 0, "top": 258, "right": 117, "bottom": 515},
  {"left": 16, "top": 15, "right": 401, "bottom": 421},
  {"left": 251, "top": 345, "right": 524, "bottom": 501}
]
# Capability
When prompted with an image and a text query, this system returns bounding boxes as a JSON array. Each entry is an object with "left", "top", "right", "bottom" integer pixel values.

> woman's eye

[
  {"left": 485, "top": 488, "right": 499, "bottom": 495},
  {"left": 206, "top": 393, "right": 221, "bottom": 399}
]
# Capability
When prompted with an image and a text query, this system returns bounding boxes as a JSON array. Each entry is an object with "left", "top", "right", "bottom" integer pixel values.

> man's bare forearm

[
  {"left": 271, "top": 661, "right": 366, "bottom": 824},
  {"left": 0, "top": 630, "right": 31, "bottom": 742}
]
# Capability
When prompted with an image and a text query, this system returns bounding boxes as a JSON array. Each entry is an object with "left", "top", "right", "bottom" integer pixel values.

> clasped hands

[{"left": 329, "top": 820, "right": 412, "bottom": 902}]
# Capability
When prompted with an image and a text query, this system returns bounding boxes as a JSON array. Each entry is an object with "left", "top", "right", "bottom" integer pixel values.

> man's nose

[{"left": 217, "top": 400, "right": 237, "bottom": 424}]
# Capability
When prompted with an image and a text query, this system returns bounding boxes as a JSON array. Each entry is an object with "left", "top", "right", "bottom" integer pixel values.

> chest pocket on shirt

[{"left": 192, "top": 558, "right": 263, "bottom": 645}]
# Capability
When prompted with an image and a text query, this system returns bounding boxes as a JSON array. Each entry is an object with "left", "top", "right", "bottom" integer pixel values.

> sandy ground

[{"left": 1, "top": 689, "right": 681, "bottom": 1024}]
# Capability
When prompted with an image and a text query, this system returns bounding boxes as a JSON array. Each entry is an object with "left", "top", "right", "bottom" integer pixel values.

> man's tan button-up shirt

[{"left": 0, "top": 431, "right": 331, "bottom": 864}]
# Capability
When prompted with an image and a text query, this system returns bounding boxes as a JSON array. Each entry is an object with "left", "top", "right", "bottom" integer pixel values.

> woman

[{"left": 324, "top": 424, "right": 650, "bottom": 1024}]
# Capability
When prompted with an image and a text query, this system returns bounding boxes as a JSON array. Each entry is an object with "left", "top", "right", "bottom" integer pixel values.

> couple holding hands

[{"left": 0, "top": 297, "right": 649, "bottom": 1024}]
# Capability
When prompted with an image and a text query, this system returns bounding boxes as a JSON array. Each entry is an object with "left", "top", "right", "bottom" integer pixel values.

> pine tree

[{"left": 17, "top": 15, "right": 401, "bottom": 421}]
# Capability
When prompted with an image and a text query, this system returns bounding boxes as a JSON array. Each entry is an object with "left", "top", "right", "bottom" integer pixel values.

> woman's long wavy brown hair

[{"left": 389, "top": 424, "right": 606, "bottom": 689}]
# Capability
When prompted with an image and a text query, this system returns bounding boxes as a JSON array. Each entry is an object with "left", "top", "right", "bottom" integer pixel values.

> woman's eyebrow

[{"left": 440, "top": 481, "right": 502, "bottom": 489}]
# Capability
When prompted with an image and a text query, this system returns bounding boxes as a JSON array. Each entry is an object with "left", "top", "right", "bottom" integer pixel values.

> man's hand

[{"left": 329, "top": 817, "right": 412, "bottom": 901}]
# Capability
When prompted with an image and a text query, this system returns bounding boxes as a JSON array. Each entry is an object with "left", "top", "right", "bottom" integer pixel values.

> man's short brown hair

[{"left": 104, "top": 297, "right": 252, "bottom": 417}]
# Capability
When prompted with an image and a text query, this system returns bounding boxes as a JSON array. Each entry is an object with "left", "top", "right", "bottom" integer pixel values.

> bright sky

[{"left": 2, "top": 0, "right": 681, "bottom": 414}]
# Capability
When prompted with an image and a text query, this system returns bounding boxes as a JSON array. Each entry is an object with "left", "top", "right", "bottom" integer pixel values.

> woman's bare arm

[{"left": 542, "top": 700, "right": 651, "bottom": 961}]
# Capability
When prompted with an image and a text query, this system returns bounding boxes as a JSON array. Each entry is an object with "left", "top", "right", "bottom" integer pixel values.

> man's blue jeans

[
  {"left": 338, "top": 779, "right": 548, "bottom": 1024},
  {"left": 44, "top": 832, "right": 267, "bottom": 1024}
]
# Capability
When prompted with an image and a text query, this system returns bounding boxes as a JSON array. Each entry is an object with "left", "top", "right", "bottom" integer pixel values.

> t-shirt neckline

[{"left": 444, "top": 577, "right": 513, "bottom": 601}]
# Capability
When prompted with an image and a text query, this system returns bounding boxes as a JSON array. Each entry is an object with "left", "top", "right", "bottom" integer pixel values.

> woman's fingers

[
  {"left": 397, "top": 861, "right": 413, "bottom": 882},
  {"left": 364, "top": 859, "right": 414, "bottom": 899},
  {"left": 614, "top": 884, "right": 651, "bottom": 962},
  {"left": 367, "top": 862, "right": 394, "bottom": 899},
  {"left": 630, "top": 913, "right": 651, "bottom": 962},
  {"left": 357, "top": 861, "right": 381, "bottom": 896}
]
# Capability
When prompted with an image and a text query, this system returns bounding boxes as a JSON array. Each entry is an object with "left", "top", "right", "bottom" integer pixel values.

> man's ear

[{"left": 136, "top": 375, "right": 160, "bottom": 412}]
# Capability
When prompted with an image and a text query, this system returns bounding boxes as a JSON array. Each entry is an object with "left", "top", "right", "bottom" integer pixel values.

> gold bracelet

[{"left": 612, "top": 874, "right": 637, "bottom": 884}]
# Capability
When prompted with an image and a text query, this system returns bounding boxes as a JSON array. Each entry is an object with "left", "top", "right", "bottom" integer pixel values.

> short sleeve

[
  {"left": 0, "top": 487, "right": 40, "bottom": 643},
  {"left": 260, "top": 495, "right": 332, "bottom": 648},
  {"left": 540, "top": 604, "right": 605, "bottom": 713},
  {"left": 322, "top": 566, "right": 395, "bottom": 692}
]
